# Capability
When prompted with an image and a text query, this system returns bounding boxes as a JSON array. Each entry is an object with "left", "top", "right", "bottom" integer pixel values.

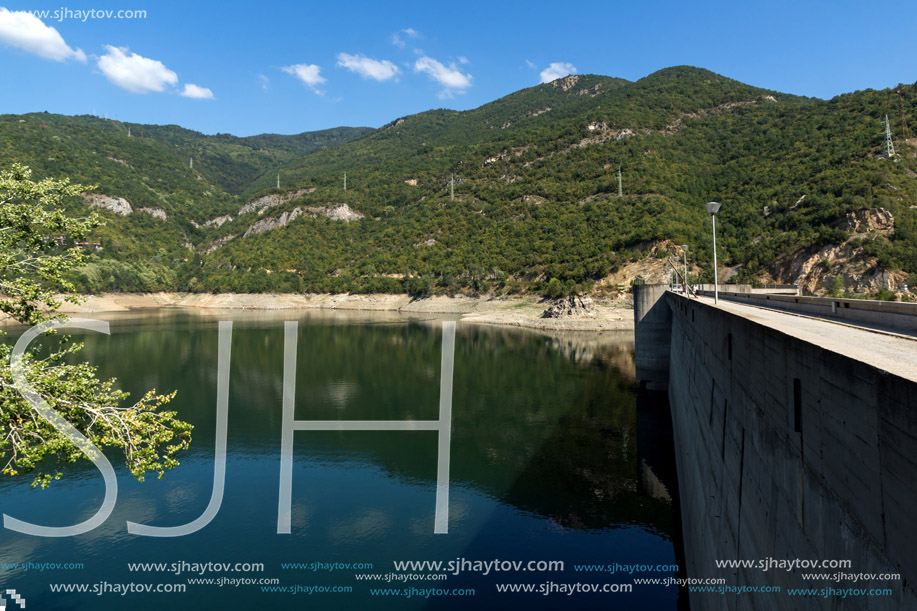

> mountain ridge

[{"left": 2, "top": 65, "right": 915, "bottom": 297}]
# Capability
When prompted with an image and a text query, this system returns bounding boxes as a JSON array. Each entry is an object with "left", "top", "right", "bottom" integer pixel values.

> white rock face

[
  {"left": 830, "top": 208, "right": 895, "bottom": 235},
  {"left": 81, "top": 193, "right": 132, "bottom": 215},
  {"left": 204, "top": 215, "right": 233, "bottom": 228},
  {"left": 242, "top": 204, "right": 364, "bottom": 237},
  {"left": 552, "top": 75, "right": 580, "bottom": 91},
  {"left": 244, "top": 208, "right": 304, "bottom": 237},
  {"left": 323, "top": 204, "right": 362, "bottom": 222},
  {"left": 201, "top": 234, "right": 237, "bottom": 255},
  {"left": 139, "top": 207, "right": 167, "bottom": 220},
  {"left": 239, "top": 188, "right": 315, "bottom": 215}
]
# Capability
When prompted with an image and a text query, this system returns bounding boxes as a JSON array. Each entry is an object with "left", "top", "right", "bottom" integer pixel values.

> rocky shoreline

[{"left": 45, "top": 292, "right": 635, "bottom": 332}]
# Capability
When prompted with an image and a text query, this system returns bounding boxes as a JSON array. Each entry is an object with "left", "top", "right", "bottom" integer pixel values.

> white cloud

[
  {"left": 414, "top": 55, "right": 472, "bottom": 96},
  {"left": 392, "top": 28, "right": 419, "bottom": 48},
  {"left": 97, "top": 45, "right": 178, "bottom": 93},
  {"left": 457, "top": 56, "right": 469, "bottom": 65},
  {"left": 336, "top": 52, "right": 400, "bottom": 81},
  {"left": 281, "top": 63, "right": 326, "bottom": 93},
  {"left": 181, "top": 83, "right": 214, "bottom": 100},
  {"left": 525, "top": 59, "right": 537, "bottom": 70},
  {"left": 0, "top": 8, "right": 85, "bottom": 62},
  {"left": 258, "top": 74, "right": 269, "bottom": 90},
  {"left": 539, "top": 61, "right": 577, "bottom": 84}
]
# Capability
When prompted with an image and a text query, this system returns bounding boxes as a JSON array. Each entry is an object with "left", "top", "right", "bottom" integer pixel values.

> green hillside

[
  {"left": 0, "top": 114, "right": 373, "bottom": 291},
  {"left": 3, "top": 66, "right": 916, "bottom": 297}
]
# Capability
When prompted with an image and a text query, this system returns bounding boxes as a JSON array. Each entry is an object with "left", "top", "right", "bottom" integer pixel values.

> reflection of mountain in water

[
  {"left": 544, "top": 330, "right": 635, "bottom": 373},
  {"left": 60, "top": 312, "right": 672, "bottom": 537}
]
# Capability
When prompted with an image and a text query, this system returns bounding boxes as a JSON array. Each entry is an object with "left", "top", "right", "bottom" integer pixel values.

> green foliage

[
  {"left": 874, "top": 288, "right": 896, "bottom": 301},
  {"left": 74, "top": 258, "right": 177, "bottom": 293},
  {"left": 0, "top": 165, "right": 191, "bottom": 487},
  {"left": 543, "top": 278, "right": 565, "bottom": 299},
  {"left": 0, "top": 164, "right": 97, "bottom": 323},
  {"left": 3, "top": 66, "right": 917, "bottom": 296}
]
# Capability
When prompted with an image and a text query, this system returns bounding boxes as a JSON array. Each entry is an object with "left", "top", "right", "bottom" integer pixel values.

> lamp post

[
  {"left": 680, "top": 245, "right": 689, "bottom": 294},
  {"left": 705, "top": 202, "right": 722, "bottom": 304}
]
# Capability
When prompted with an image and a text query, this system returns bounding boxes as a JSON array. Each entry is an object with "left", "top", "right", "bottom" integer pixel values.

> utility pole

[
  {"left": 898, "top": 90, "right": 911, "bottom": 140},
  {"left": 680, "top": 245, "right": 689, "bottom": 293},
  {"left": 885, "top": 114, "right": 896, "bottom": 158},
  {"left": 705, "top": 202, "right": 722, "bottom": 303},
  {"left": 450, "top": 174, "right": 454, "bottom": 200},
  {"left": 617, "top": 168, "right": 623, "bottom": 197}
]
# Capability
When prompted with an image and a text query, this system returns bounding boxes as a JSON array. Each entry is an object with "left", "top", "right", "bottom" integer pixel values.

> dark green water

[{"left": 0, "top": 310, "right": 680, "bottom": 610}]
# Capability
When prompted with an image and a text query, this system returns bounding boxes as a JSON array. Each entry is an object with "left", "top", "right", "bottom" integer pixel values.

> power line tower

[
  {"left": 276, "top": 174, "right": 280, "bottom": 189},
  {"left": 885, "top": 115, "right": 896, "bottom": 158},
  {"left": 617, "top": 168, "right": 623, "bottom": 197},
  {"left": 450, "top": 174, "right": 454, "bottom": 200},
  {"left": 343, "top": 172, "right": 347, "bottom": 191},
  {"left": 190, "top": 156, "right": 194, "bottom": 169},
  {"left": 898, "top": 90, "right": 911, "bottom": 140}
]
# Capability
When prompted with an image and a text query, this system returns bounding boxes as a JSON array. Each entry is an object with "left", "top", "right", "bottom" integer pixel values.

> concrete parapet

[
  {"left": 698, "top": 290, "right": 917, "bottom": 332},
  {"left": 695, "top": 284, "right": 799, "bottom": 295}
]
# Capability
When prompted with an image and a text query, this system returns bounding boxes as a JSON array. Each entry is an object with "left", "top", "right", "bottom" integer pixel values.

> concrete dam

[{"left": 634, "top": 285, "right": 917, "bottom": 610}]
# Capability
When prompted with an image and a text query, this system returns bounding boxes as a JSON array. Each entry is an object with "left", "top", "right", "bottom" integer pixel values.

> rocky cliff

[{"left": 765, "top": 208, "right": 907, "bottom": 294}]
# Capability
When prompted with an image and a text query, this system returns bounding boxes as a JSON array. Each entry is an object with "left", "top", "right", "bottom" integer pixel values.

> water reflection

[{"left": 0, "top": 310, "right": 681, "bottom": 610}]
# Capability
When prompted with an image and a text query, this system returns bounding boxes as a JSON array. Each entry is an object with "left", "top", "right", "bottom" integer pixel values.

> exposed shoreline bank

[{"left": 48, "top": 292, "right": 635, "bottom": 332}]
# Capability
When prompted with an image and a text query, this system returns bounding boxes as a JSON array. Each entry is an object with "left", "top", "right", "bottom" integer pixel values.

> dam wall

[{"left": 633, "top": 285, "right": 916, "bottom": 610}]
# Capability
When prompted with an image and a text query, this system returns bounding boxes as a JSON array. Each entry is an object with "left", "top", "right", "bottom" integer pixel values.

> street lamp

[
  {"left": 705, "top": 202, "right": 722, "bottom": 304},
  {"left": 680, "top": 245, "right": 689, "bottom": 294}
]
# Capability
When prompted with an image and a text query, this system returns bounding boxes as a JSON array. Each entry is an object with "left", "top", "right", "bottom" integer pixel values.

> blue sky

[{"left": 1, "top": 0, "right": 915, "bottom": 136}]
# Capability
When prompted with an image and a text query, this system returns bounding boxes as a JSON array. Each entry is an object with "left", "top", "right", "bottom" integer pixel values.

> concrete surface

[{"left": 653, "top": 289, "right": 916, "bottom": 610}]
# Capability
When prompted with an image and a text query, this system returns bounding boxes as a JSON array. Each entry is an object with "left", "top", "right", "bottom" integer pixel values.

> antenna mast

[{"left": 885, "top": 115, "right": 896, "bottom": 158}]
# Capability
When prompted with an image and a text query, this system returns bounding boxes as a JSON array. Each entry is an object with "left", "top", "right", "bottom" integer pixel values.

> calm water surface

[{"left": 0, "top": 310, "right": 680, "bottom": 610}]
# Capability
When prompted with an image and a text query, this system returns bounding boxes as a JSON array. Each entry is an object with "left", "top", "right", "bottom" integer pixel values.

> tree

[{"left": 0, "top": 164, "right": 191, "bottom": 488}]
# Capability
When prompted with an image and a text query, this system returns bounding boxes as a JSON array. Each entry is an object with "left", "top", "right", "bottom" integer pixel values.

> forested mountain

[{"left": 2, "top": 66, "right": 916, "bottom": 297}]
